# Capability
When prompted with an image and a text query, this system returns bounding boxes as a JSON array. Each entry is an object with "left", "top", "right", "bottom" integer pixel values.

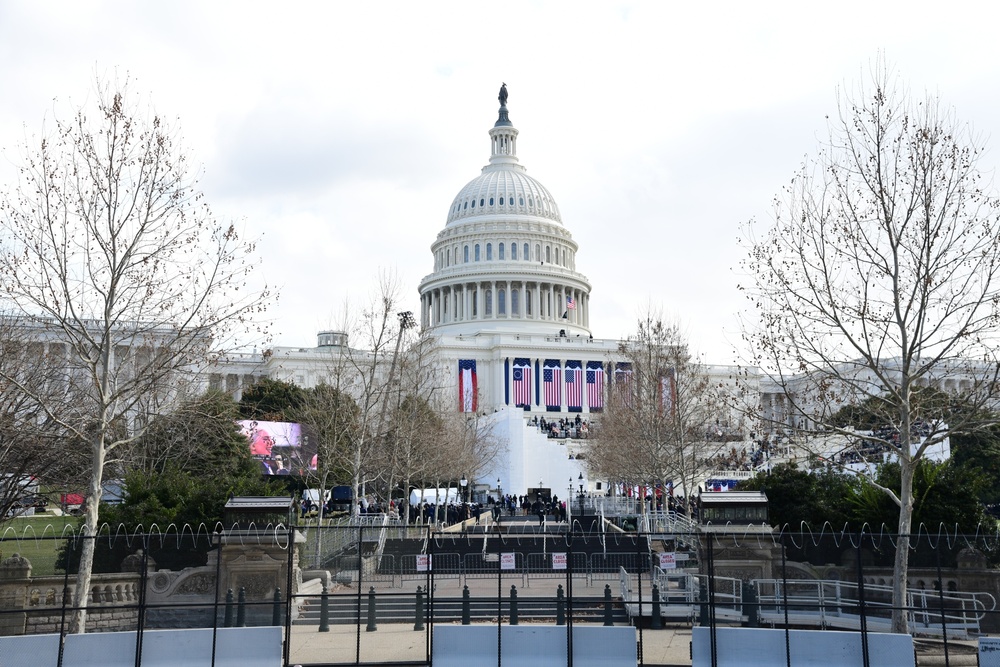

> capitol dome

[{"left": 418, "top": 86, "right": 592, "bottom": 337}]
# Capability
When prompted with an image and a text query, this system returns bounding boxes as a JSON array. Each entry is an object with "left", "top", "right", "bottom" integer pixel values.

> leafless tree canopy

[
  {"left": 0, "top": 76, "right": 270, "bottom": 632},
  {"left": 589, "top": 314, "right": 729, "bottom": 515},
  {"left": 740, "top": 62, "right": 1000, "bottom": 631}
]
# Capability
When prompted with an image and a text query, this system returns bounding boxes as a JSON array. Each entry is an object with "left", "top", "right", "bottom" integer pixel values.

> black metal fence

[{"left": 2, "top": 521, "right": 999, "bottom": 666}]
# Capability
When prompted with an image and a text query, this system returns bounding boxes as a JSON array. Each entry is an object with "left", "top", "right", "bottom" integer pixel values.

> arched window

[
  {"left": 486, "top": 243, "right": 493, "bottom": 261},
  {"left": 480, "top": 198, "right": 484, "bottom": 207},
  {"left": 499, "top": 197, "right": 504, "bottom": 206},
  {"left": 485, "top": 289, "right": 493, "bottom": 316},
  {"left": 498, "top": 289, "right": 506, "bottom": 315},
  {"left": 554, "top": 248, "right": 560, "bottom": 265},
  {"left": 525, "top": 289, "right": 532, "bottom": 315},
  {"left": 471, "top": 199, "right": 476, "bottom": 208},
  {"left": 535, "top": 244, "right": 541, "bottom": 262},
  {"left": 546, "top": 246, "right": 551, "bottom": 263},
  {"left": 511, "top": 289, "right": 519, "bottom": 315},
  {"left": 489, "top": 197, "right": 494, "bottom": 206},
  {"left": 472, "top": 289, "right": 478, "bottom": 317},
  {"left": 463, "top": 201, "right": 468, "bottom": 210},
  {"left": 524, "top": 243, "right": 529, "bottom": 261},
  {"left": 464, "top": 245, "right": 469, "bottom": 263},
  {"left": 511, "top": 243, "right": 517, "bottom": 260},
  {"left": 519, "top": 197, "right": 524, "bottom": 206},
  {"left": 446, "top": 249, "right": 451, "bottom": 267},
  {"left": 475, "top": 244, "right": 481, "bottom": 261},
  {"left": 498, "top": 243, "right": 505, "bottom": 260}
]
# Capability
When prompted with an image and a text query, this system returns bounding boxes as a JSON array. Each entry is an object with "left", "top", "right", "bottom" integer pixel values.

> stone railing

[{"left": 0, "top": 553, "right": 141, "bottom": 635}]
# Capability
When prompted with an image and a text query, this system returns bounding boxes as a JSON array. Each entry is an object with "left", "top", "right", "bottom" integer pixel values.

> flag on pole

[
  {"left": 459, "top": 359, "right": 478, "bottom": 412},
  {"left": 566, "top": 295, "right": 576, "bottom": 310}
]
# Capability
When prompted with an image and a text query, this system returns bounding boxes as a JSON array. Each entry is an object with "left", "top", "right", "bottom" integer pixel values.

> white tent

[{"left": 409, "top": 488, "right": 460, "bottom": 505}]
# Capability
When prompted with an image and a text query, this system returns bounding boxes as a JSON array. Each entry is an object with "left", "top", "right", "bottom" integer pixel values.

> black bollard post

[
  {"left": 462, "top": 585, "right": 471, "bottom": 625},
  {"left": 414, "top": 586, "right": 425, "bottom": 631},
  {"left": 272, "top": 588, "right": 282, "bottom": 627},
  {"left": 366, "top": 586, "right": 378, "bottom": 632},
  {"left": 742, "top": 580, "right": 759, "bottom": 628},
  {"left": 556, "top": 585, "right": 565, "bottom": 626},
  {"left": 698, "top": 581, "right": 709, "bottom": 626},
  {"left": 651, "top": 584, "right": 662, "bottom": 630},
  {"left": 224, "top": 588, "right": 234, "bottom": 628},
  {"left": 603, "top": 584, "right": 614, "bottom": 626},
  {"left": 236, "top": 587, "right": 247, "bottom": 627},
  {"left": 319, "top": 583, "right": 330, "bottom": 632},
  {"left": 509, "top": 585, "right": 519, "bottom": 625}
]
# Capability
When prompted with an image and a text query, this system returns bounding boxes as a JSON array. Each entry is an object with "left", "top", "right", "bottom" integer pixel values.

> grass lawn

[{"left": 0, "top": 513, "right": 80, "bottom": 576}]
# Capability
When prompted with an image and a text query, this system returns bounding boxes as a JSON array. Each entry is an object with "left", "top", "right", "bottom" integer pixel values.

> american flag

[
  {"left": 565, "top": 363, "right": 582, "bottom": 410},
  {"left": 615, "top": 362, "right": 633, "bottom": 407},
  {"left": 458, "top": 359, "right": 478, "bottom": 412},
  {"left": 586, "top": 362, "right": 604, "bottom": 410},
  {"left": 659, "top": 369, "right": 676, "bottom": 416},
  {"left": 513, "top": 359, "right": 532, "bottom": 407},
  {"left": 543, "top": 363, "right": 562, "bottom": 408},
  {"left": 566, "top": 295, "right": 576, "bottom": 310}
]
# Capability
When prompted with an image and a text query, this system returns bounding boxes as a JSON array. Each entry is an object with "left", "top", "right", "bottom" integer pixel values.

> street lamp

[
  {"left": 460, "top": 475, "right": 468, "bottom": 504},
  {"left": 567, "top": 477, "right": 574, "bottom": 525}
]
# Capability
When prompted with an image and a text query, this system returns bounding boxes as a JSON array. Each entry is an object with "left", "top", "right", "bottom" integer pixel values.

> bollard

[
  {"left": 603, "top": 584, "right": 614, "bottom": 626},
  {"left": 698, "top": 581, "right": 709, "bottom": 626},
  {"left": 556, "top": 585, "right": 565, "bottom": 626},
  {"left": 742, "top": 580, "right": 759, "bottom": 628},
  {"left": 414, "top": 586, "right": 425, "bottom": 631},
  {"left": 651, "top": 584, "right": 662, "bottom": 630},
  {"left": 236, "top": 587, "right": 247, "bottom": 627},
  {"left": 272, "top": 588, "right": 282, "bottom": 627},
  {"left": 366, "top": 586, "right": 378, "bottom": 632},
  {"left": 224, "top": 588, "right": 234, "bottom": 628},
  {"left": 462, "top": 585, "right": 471, "bottom": 625},
  {"left": 509, "top": 585, "right": 519, "bottom": 625},
  {"left": 319, "top": 583, "right": 330, "bottom": 632}
]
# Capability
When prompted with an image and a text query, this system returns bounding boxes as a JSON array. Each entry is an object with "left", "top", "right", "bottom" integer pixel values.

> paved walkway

[{"left": 287, "top": 622, "right": 693, "bottom": 666}]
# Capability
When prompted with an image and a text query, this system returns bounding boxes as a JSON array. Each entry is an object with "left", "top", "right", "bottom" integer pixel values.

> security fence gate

[{"left": 2, "top": 521, "right": 999, "bottom": 666}]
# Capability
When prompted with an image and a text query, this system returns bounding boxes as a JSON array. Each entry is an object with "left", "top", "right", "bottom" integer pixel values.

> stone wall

[{"left": 0, "top": 553, "right": 140, "bottom": 636}]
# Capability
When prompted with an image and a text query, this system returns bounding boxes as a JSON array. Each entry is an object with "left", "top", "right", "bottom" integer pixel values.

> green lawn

[{"left": 0, "top": 513, "right": 80, "bottom": 576}]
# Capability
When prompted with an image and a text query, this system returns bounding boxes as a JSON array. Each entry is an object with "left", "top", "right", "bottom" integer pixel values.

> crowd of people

[{"left": 529, "top": 415, "right": 592, "bottom": 439}]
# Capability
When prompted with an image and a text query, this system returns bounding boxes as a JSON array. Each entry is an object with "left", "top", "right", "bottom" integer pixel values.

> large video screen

[{"left": 238, "top": 420, "right": 317, "bottom": 476}]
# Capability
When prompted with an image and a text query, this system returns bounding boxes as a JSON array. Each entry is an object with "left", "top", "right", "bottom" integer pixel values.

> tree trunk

[
  {"left": 69, "top": 434, "right": 106, "bottom": 634},
  {"left": 891, "top": 456, "right": 915, "bottom": 634}
]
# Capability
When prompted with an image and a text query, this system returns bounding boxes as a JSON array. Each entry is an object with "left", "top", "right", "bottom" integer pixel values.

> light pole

[{"left": 567, "top": 477, "right": 574, "bottom": 525}]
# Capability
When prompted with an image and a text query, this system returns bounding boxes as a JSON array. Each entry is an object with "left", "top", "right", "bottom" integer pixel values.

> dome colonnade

[{"left": 418, "top": 86, "right": 592, "bottom": 337}]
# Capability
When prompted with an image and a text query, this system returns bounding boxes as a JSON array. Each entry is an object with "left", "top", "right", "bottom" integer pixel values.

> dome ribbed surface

[{"left": 446, "top": 166, "right": 562, "bottom": 226}]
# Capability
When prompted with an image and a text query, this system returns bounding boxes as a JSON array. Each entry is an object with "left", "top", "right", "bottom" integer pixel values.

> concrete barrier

[
  {"left": 433, "top": 625, "right": 635, "bottom": 667},
  {"left": 692, "top": 627, "right": 914, "bottom": 667},
  {"left": 0, "top": 627, "right": 283, "bottom": 667}
]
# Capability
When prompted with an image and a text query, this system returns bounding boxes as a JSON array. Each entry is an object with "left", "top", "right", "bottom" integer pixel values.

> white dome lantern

[{"left": 418, "top": 85, "right": 592, "bottom": 337}]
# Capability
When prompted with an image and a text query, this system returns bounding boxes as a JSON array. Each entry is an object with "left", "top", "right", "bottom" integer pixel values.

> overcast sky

[{"left": 2, "top": 1, "right": 1000, "bottom": 365}]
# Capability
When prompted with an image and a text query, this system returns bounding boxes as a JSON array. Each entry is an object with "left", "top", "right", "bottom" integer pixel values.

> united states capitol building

[{"left": 210, "top": 87, "right": 962, "bottom": 495}]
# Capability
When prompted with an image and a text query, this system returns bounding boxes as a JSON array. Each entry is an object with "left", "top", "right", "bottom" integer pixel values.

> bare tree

[
  {"left": 0, "top": 77, "right": 269, "bottom": 632},
  {"left": 740, "top": 62, "right": 1000, "bottom": 632},
  {"left": 0, "top": 318, "right": 84, "bottom": 521},
  {"left": 589, "top": 314, "right": 730, "bottom": 518}
]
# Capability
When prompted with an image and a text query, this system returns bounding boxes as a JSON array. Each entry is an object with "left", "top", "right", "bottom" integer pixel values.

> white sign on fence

[
  {"left": 501, "top": 552, "right": 517, "bottom": 571},
  {"left": 416, "top": 554, "right": 432, "bottom": 572},
  {"left": 552, "top": 553, "right": 567, "bottom": 570},
  {"left": 659, "top": 552, "right": 677, "bottom": 570},
  {"left": 980, "top": 637, "right": 1000, "bottom": 667}
]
